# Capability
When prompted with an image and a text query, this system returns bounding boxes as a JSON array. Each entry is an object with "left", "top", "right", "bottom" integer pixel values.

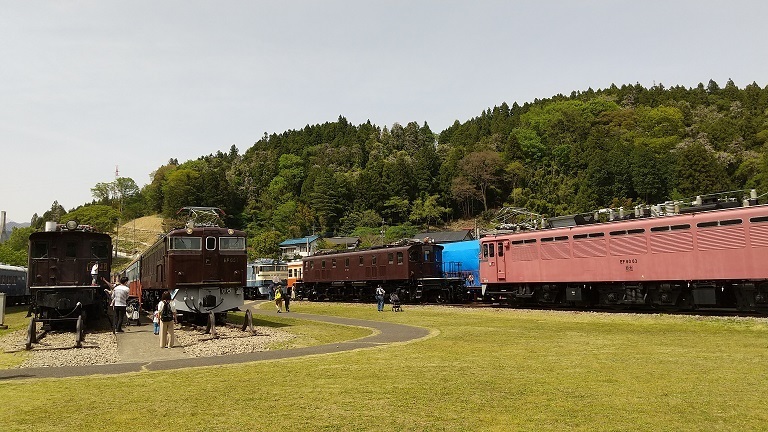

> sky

[{"left": 2, "top": 1, "right": 767, "bottom": 224}]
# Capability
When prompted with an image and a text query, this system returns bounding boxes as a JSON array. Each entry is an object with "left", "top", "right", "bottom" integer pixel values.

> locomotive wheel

[
  {"left": 25, "top": 319, "right": 36, "bottom": 350},
  {"left": 75, "top": 315, "right": 84, "bottom": 348}
]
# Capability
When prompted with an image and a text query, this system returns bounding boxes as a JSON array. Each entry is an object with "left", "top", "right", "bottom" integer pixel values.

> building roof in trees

[{"left": 279, "top": 235, "right": 320, "bottom": 246}]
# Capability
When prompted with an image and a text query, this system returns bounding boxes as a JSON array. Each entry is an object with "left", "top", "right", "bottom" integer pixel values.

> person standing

[
  {"left": 110, "top": 276, "right": 130, "bottom": 332},
  {"left": 158, "top": 290, "right": 177, "bottom": 348},
  {"left": 91, "top": 262, "right": 99, "bottom": 286},
  {"left": 274, "top": 284, "right": 283, "bottom": 313},
  {"left": 152, "top": 308, "right": 160, "bottom": 335},
  {"left": 375, "top": 285, "right": 385, "bottom": 312},
  {"left": 283, "top": 285, "right": 291, "bottom": 312}
]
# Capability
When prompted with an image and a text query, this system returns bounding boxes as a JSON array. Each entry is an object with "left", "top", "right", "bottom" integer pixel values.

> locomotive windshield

[
  {"left": 170, "top": 237, "right": 202, "bottom": 250},
  {"left": 220, "top": 237, "right": 246, "bottom": 250}
]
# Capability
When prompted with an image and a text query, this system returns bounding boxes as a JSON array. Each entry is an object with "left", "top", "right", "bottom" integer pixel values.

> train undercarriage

[
  {"left": 298, "top": 277, "right": 472, "bottom": 304},
  {"left": 483, "top": 279, "right": 768, "bottom": 313},
  {"left": 26, "top": 287, "right": 109, "bottom": 349}
]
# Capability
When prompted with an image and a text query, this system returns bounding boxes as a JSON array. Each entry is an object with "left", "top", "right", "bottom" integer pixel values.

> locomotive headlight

[
  {"left": 65, "top": 220, "right": 78, "bottom": 230},
  {"left": 186, "top": 228, "right": 193, "bottom": 234},
  {"left": 228, "top": 229, "right": 234, "bottom": 235}
]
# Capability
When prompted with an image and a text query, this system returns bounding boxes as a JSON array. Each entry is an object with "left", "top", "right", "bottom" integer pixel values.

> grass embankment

[{"left": 1, "top": 303, "right": 767, "bottom": 432}]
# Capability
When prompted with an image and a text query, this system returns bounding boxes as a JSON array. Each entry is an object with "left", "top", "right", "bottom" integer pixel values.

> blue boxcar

[{"left": 440, "top": 240, "right": 481, "bottom": 299}]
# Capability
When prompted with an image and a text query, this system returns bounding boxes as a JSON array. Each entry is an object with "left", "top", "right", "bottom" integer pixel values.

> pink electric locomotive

[{"left": 480, "top": 195, "right": 768, "bottom": 312}]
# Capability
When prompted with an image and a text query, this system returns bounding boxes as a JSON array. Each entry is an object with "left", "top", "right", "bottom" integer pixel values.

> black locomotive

[{"left": 26, "top": 221, "right": 112, "bottom": 348}]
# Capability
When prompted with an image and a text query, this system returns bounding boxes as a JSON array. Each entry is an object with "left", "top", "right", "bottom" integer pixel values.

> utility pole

[
  {"left": 380, "top": 218, "right": 385, "bottom": 246},
  {"left": 114, "top": 165, "right": 120, "bottom": 258}
]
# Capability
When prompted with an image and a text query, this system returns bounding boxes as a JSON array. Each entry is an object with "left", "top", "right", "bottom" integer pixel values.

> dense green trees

[
  {"left": 125, "top": 81, "right": 768, "bottom": 242},
  {"left": 14, "top": 80, "right": 768, "bottom": 262}
]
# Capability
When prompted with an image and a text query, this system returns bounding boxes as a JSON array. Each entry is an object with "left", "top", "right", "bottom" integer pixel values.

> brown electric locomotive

[
  {"left": 300, "top": 241, "right": 466, "bottom": 303},
  {"left": 122, "top": 207, "right": 247, "bottom": 321}
]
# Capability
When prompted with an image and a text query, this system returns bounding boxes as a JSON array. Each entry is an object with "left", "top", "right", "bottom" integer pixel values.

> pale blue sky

[{"left": 2, "top": 1, "right": 767, "bottom": 223}]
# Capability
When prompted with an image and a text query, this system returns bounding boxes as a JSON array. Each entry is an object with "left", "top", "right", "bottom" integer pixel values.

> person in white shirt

[
  {"left": 91, "top": 262, "right": 99, "bottom": 286},
  {"left": 376, "top": 285, "right": 386, "bottom": 312},
  {"left": 108, "top": 276, "right": 131, "bottom": 333}
]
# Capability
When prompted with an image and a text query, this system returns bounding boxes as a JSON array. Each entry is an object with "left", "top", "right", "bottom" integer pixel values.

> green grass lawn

[{"left": 1, "top": 302, "right": 767, "bottom": 432}]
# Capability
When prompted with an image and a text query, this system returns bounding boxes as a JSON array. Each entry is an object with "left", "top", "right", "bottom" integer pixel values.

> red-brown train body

[
  {"left": 300, "top": 242, "right": 466, "bottom": 303},
  {"left": 123, "top": 225, "right": 247, "bottom": 319},
  {"left": 479, "top": 203, "right": 768, "bottom": 311}
]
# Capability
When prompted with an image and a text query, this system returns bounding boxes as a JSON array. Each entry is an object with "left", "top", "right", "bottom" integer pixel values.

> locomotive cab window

[
  {"left": 397, "top": 252, "right": 403, "bottom": 264},
  {"left": 371, "top": 255, "right": 377, "bottom": 265},
  {"left": 359, "top": 256, "right": 364, "bottom": 266},
  {"left": 388, "top": 253, "right": 394, "bottom": 264},
  {"left": 91, "top": 241, "right": 110, "bottom": 259},
  {"left": 65, "top": 242, "right": 77, "bottom": 258},
  {"left": 220, "top": 237, "right": 246, "bottom": 250},
  {"left": 170, "top": 237, "right": 202, "bottom": 250},
  {"left": 482, "top": 243, "right": 489, "bottom": 258},
  {"left": 31, "top": 242, "right": 48, "bottom": 259},
  {"left": 489, "top": 243, "right": 495, "bottom": 258},
  {"left": 423, "top": 250, "right": 431, "bottom": 262},
  {"left": 496, "top": 242, "right": 504, "bottom": 257},
  {"left": 206, "top": 237, "right": 216, "bottom": 250},
  {"left": 332, "top": 259, "right": 336, "bottom": 268},
  {"left": 345, "top": 258, "right": 350, "bottom": 268}
]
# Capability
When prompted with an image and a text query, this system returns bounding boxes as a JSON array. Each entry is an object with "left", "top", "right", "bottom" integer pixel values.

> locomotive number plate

[{"left": 619, "top": 258, "right": 637, "bottom": 272}]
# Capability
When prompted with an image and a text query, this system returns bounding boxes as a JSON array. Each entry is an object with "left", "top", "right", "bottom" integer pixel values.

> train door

[
  {"left": 371, "top": 254, "right": 378, "bottom": 278},
  {"left": 481, "top": 240, "right": 506, "bottom": 281},
  {"left": 380, "top": 252, "right": 388, "bottom": 279},
  {"left": 422, "top": 246, "right": 438, "bottom": 277},
  {"left": 495, "top": 240, "right": 506, "bottom": 280},
  {"left": 29, "top": 238, "right": 50, "bottom": 285},
  {"left": 58, "top": 238, "right": 79, "bottom": 284},
  {"left": 204, "top": 236, "right": 219, "bottom": 281}
]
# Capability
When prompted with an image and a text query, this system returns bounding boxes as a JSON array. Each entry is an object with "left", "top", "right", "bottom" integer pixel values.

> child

[{"left": 152, "top": 309, "right": 160, "bottom": 335}]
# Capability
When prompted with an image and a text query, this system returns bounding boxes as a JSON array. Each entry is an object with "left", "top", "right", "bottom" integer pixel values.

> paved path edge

[{"left": 0, "top": 305, "right": 433, "bottom": 381}]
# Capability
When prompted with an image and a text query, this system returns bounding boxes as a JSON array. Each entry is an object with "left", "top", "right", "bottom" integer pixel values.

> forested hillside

[{"left": 15, "top": 79, "right": 768, "bottom": 261}]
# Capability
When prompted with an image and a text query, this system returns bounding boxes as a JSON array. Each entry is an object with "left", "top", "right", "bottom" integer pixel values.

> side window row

[
  {"left": 308, "top": 251, "right": 407, "bottom": 269},
  {"left": 482, "top": 215, "right": 768, "bottom": 257}
]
